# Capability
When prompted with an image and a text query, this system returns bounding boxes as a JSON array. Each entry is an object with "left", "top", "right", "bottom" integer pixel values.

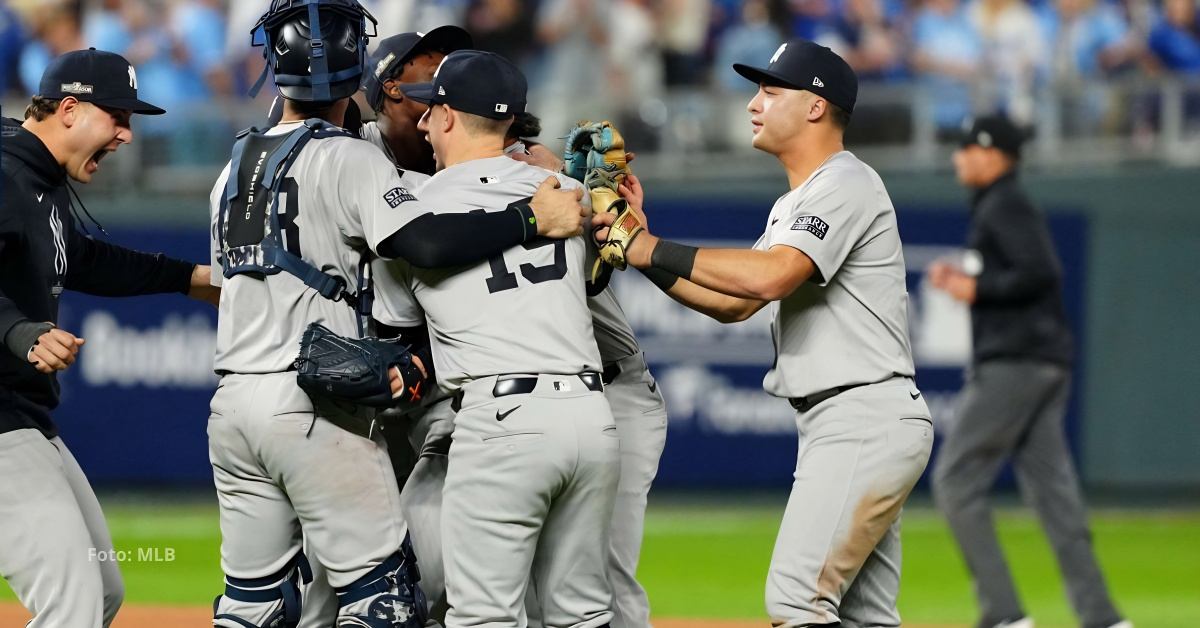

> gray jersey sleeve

[
  {"left": 371, "top": 169, "right": 432, "bottom": 328},
  {"left": 327, "top": 139, "right": 426, "bottom": 256},
  {"left": 767, "top": 163, "right": 877, "bottom": 286}
]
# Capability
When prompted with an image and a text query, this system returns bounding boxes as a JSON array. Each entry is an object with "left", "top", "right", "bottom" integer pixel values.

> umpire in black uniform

[
  {"left": 0, "top": 48, "right": 218, "bottom": 626},
  {"left": 927, "top": 115, "right": 1129, "bottom": 628}
]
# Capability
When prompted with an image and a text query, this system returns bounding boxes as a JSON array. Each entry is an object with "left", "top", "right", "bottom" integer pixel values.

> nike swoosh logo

[
  {"left": 495, "top": 406, "right": 520, "bottom": 421},
  {"left": 648, "top": 381, "right": 658, "bottom": 394},
  {"left": 36, "top": 193, "right": 43, "bottom": 202},
  {"left": 910, "top": 391, "right": 922, "bottom": 400},
  {"left": 771, "top": 218, "right": 780, "bottom": 225}
]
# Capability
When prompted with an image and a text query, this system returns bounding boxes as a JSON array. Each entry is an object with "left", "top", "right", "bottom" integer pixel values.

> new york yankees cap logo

[{"left": 733, "top": 38, "right": 858, "bottom": 114}]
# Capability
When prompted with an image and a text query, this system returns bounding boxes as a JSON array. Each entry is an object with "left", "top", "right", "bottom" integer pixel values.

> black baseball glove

[{"left": 294, "top": 323, "right": 426, "bottom": 409}]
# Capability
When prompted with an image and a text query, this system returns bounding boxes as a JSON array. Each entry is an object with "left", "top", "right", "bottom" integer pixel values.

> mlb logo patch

[
  {"left": 480, "top": 176, "right": 499, "bottom": 184},
  {"left": 791, "top": 215, "right": 829, "bottom": 240},
  {"left": 383, "top": 187, "right": 417, "bottom": 208}
]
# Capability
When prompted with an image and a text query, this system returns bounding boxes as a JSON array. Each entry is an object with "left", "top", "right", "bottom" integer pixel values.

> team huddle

[{"left": 0, "top": 0, "right": 940, "bottom": 625}]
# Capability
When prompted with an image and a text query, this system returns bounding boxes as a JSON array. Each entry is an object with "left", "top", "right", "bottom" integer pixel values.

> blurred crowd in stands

[{"left": 1, "top": 0, "right": 1197, "bottom": 158}]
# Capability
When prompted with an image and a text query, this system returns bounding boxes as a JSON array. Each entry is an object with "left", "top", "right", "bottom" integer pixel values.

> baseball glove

[
  {"left": 294, "top": 323, "right": 425, "bottom": 409},
  {"left": 563, "top": 121, "right": 644, "bottom": 278},
  {"left": 563, "top": 120, "right": 628, "bottom": 182}
]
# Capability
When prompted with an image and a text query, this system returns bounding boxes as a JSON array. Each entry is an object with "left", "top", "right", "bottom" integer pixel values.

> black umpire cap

[
  {"left": 959, "top": 115, "right": 1028, "bottom": 159},
  {"left": 401, "top": 50, "right": 526, "bottom": 120},
  {"left": 361, "top": 26, "right": 473, "bottom": 111},
  {"left": 38, "top": 48, "right": 164, "bottom": 115},
  {"left": 733, "top": 39, "right": 858, "bottom": 115}
]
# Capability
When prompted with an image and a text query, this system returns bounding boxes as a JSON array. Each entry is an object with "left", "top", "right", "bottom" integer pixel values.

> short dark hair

[
  {"left": 25, "top": 96, "right": 62, "bottom": 121},
  {"left": 828, "top": 103, "right": 851, "bottom": 130},
  {"left": 507, "top": 112, "right": 541, "bottom": 140},
  {"left": 459, "top": 110, "right": 513, "bottom": 137}
]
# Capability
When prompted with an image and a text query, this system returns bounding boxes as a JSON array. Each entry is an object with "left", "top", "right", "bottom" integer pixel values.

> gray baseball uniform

[
  {"left": 207, "top": 120, "right": 427, "bottom": 624},
  {"left": 376, "top": 156, "right": 620, "bottom": 628},
  {"left": 752, "top": 151, "right": 933, "bottom": 627},
  {"left": 370, "top": 159, "right": 668, "bottom": 627}
]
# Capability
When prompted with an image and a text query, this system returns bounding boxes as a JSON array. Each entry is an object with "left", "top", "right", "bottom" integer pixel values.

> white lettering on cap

[
  {"left": 128, "top": 65, "right": 137, "bottom": 89},
  {"left": 770, "top": 43, "right": 788, "bottom": 64},
  {"left": 375, "top": 52, "right": 396, "bottom": 78},
  {"left": 61, "top": 82, "right": 94, "bottom": 94}
]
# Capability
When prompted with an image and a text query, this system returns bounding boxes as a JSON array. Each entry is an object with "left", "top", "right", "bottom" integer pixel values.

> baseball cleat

[{"left": 993, "top": 619, "right": 1034, "bottom": 628}]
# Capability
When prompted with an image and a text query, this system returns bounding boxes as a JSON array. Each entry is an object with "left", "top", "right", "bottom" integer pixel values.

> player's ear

[
  {"left": 383, "top": 79, "right": 404, "bottom": 102},
  {"left": 807, "top": 96, "right": 826, "bottom": 123}
]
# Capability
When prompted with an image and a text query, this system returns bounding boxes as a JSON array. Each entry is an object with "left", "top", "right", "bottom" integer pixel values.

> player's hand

[
  {"left": 530, "top": 176, "right": 586, "bottom": 238},
  {"left": 591, "top": 211, "right": 657, "bottom": 269},
  {"left": 509, "top": 143, "right": 564, "bottom": 172},
  {"left": 188, "top": 265, "right": 221, "bottom": 307},
  {"left": 28, "top": 328, "right": 85, "bottom": 374},
  {"left": 389, "top": 356, "right": 428, "bottom": 398},
  {"left": 926, "top": 261, "right": 952, "bottom": 290},
  {"left": 617, "top": 174, "right": 647, "bottom": 225}
]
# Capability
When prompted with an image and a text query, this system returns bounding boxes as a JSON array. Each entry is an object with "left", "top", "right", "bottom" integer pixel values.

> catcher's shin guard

[
  {"left": 213, "top": 551, "right": 313, "bottom": 628},
  {"left": 335, "top": 541, "right": 427, "bottom": 628}
]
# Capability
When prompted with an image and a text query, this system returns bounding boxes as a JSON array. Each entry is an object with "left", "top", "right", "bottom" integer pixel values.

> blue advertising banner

[{"left": 52, "top": 202, "right": 1087, "bottom": 489}]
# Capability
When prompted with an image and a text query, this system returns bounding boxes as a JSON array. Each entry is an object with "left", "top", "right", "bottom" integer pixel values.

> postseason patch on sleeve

[
  {"left": 790, "top": 215, "right": 829, "bottom": 240},
  {"left": 383, "top": 187, "right": 417, "bottom": 208}
]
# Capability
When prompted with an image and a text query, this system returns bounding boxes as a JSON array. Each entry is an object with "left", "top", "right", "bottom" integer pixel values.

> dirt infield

[{"left": 0, "top": 603, "right": 965, "bottom": 627}]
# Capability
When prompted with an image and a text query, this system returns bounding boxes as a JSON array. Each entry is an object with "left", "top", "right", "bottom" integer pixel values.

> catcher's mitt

[
  {"left": 563, "top": 120, "right": 644, "bottom": 279},
  {"left": 295, "top": 323, "right": 425, "bottom": 409}
]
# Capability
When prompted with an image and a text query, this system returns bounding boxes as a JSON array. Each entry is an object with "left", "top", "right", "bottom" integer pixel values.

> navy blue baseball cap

[
  {"left": 400, "top": 50, "right": 526, "bottom": 120},
  {"left": 362, "top": 26, "right": 473, "bottom": 111},
  {"left": 38, "top": 48, "right": 165, "bottom": 115},
  {"left": 734, "top": 39, "right": 858, "bottom": 115}
]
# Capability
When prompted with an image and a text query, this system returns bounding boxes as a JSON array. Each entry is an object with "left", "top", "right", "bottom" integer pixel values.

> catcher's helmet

[{"left": 250, "top": 0, "right": 377, "bottom": 102}]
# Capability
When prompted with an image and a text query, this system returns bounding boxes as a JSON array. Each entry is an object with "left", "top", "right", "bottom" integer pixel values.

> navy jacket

[{"left": 0, "top": 117, "right": 195, "bottom": 438}]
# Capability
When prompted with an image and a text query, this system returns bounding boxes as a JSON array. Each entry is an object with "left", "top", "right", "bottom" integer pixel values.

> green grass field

[{"left": 3, "top": 494, "right": 1197, "bottom": 626}]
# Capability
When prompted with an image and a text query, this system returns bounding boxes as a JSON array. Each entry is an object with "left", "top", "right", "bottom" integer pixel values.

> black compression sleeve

[
  {"left": 376, "top": 204, "right": 537, "bottom": 268},
  {"left": 640, "top": 267, "right": 680, "bottom": 292},
  {"left": 650, "top": 240, "right": 699, "bottom": 280}
]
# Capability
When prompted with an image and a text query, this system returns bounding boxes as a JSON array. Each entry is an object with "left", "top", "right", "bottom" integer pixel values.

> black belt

[
  {"left": 789, "top": 382, "right": 871, "bottom": 413},
  {"left": 452, "top": 372, "right": 604, "bottom": 412}
]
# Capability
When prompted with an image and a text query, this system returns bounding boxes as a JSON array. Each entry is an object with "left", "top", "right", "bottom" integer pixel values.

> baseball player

[
  {"left": 503, "top": 119, "right": 670, "bottom": 628},
  {"left": 361, "top": 32, "right": 669, "bottom": 625},
  {"left": 377, "top": 49, "right": 621, "bottom": 628},
  {"left": 207, "top": 3, "right": 587, "bottom": 626},
  {"left": 0, "top": 48, "right": 218, "bottom": 628},
  {"left": 928, "top": 116, "right": 1130, "bottom": 628},
  {"left": 595, "top": 39, "right": 933, "bottom": 627}
]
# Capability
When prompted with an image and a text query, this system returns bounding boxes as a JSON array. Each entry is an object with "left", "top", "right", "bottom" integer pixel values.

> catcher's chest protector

[{"left": 218, "top": 119, "right": 358, "bottom": 304}]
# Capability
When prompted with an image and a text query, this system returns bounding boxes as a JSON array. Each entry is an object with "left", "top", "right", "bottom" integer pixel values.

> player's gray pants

[
  {"left": 208, "top": 372, "right": 409, "bottom": 624},
  {"left": 932, "top": 360, "right": 1122, "bottom": 628},
  {"left": 601, "top": 354, "right": 668, "bottom": 628},
  {"left": 766, "top": 376, "right": 933, "bottom": 628},
  {"left": 303, "top": 398, "right": 456, "bottom": 628},
  {"left": 443, "top": 374, "right": 620, "bottom": 628},
  {"left": 0, "top": 429, "right": 124, "bottom": 628},
  {"left": 528, "top": 353, "right": 669, "bottom": 628},
  {"left": 400, "top": 398, "right": 456, "bottom": 625}
]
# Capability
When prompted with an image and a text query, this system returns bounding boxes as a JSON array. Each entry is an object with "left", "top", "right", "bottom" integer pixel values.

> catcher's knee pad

[
  {"left": 335, "top": 541, "right": 427, "bottom": 628},
  {"left": 212, "top": 551, "right": 313, "bottom": 628}
]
